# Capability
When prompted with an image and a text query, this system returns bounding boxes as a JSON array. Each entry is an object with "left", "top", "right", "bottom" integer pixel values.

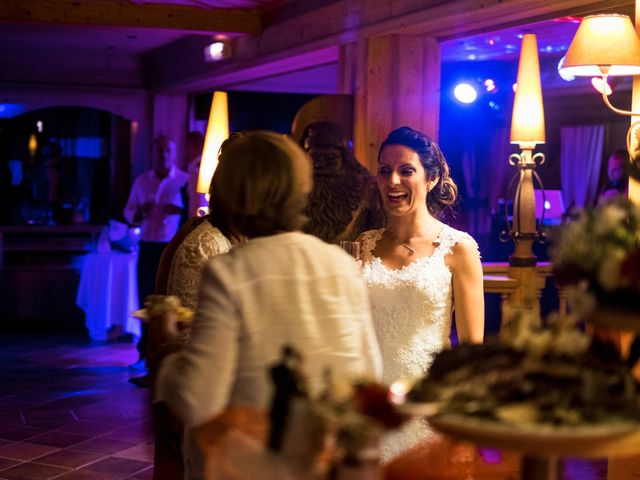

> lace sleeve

[
  {"left": 167, "top": 224, "right": 231, "bottom": 311},
  {"left": 438, "top": 226, "right": 481, "bottom": 259},
  {"left": 358, "top": 229, "right": 384, "bottom": 264}
]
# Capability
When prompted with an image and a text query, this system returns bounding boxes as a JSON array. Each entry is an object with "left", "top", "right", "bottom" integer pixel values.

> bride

[{"left": 359, "top": 126, "right": 484, "bottom": 460}]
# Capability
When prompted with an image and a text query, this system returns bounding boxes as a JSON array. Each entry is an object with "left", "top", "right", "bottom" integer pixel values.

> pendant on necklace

[{"left": 400, "top": 243, "right": 415, "bottom": 256}]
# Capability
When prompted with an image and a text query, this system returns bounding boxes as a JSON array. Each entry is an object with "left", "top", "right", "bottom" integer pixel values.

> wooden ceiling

[{"left": 0, "top": 0, "right": 636, "bottom": 94}]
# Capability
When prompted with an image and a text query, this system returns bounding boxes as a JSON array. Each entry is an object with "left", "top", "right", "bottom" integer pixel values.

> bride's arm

[{"left": 448, "top": 237, "right": 484, "bottom": 343}]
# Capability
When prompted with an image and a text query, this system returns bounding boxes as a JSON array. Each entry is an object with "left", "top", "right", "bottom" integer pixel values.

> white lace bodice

[
  {"left": 166, "top": 221, "right": 232, "bottom": 311},
  {"left": 361, "top": 224, "right": 477, "bottom": 460},
  {"left": 361, "top": 225, "right": 476, "bottom": 384}
]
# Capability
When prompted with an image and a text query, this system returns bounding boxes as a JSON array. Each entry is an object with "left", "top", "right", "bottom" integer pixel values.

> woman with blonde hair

[{"left": 153, "top": 131, "right": 382, "bottom": 478}]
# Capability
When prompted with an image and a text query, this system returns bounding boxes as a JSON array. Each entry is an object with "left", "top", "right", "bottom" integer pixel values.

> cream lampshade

[
  {"left": 196, "top": 91, "right": 229, "bottom": 194},
  {"left": 510, "top": 33, "right": 545, "bottom": 145},
  {"left": 561, "top": 14, "right": 640, "bottom": 77}
]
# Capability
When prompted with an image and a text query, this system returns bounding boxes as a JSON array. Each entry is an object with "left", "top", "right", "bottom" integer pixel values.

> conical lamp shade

[
  {"left": 196, "top": 91, "right": 229, "bottom": 194},
  {"left": 510, "top": 34, "right": 545, "bottom": 145},
  {"left": 561, "top": 15, "right": 640, "bottom": 77}
]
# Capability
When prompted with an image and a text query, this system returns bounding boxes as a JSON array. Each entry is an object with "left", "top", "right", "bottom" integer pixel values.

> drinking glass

[{"left": 339, "top": 241, "right": 361, "bottom": 261}]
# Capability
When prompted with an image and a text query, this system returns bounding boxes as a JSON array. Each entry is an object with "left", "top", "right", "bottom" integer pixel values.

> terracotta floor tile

[
  {"left": 81, "top": 456, "right": 151, "bottom": 477},
  {"left": 0, "top": 461, "right": 70, "bottom": 480},
  {"left": 22, "top": 408, "right": 76, "bottom": 424},
  {"left": 0, "top": 425, "right": 44, "bottom": 442},
  {"left": 21, "top": 419, "right": 76, "bottom": 431},
  {"left": 0, "top": 442, "right": 60, "bottom": 461},
  {"left": 112, "top": 442, "right": 154, "bottom": 463},
  {"left": 0, "top": 413, "right": 24, "bottom": 427},
  {"left": 57, "top": 421, "right": 117, "bottom": 437},
  {"left": 12, "top": 391, "right": 64, "bottom": 405},
  {"left": 28, "top": 431, "right": 90, "bottom": 449},
  {"left": 102, "top": 426, "right": 151, "bottom": 445},
  {"left": 0, "top": 457, "right": 21, "bottom": 471},
  {"left": 73, "top": 437, "right": 136, "bottom": 455},
  {"left": 54, "top": 469, "right": 120, "bottom": 479},
  {"left": 125, "top": 465, "right": 154, "bottom": 480},
  {"left": 33, "top": 449, "right": 106, "bottom": 469}
]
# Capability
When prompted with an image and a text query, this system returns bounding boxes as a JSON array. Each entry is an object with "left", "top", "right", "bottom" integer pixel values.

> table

[
  {"left": 76, "top": 251, "right": 140, "bottom": 341},
  {"left": 429, "top": 414, "right": 640, "bottom": 480}
]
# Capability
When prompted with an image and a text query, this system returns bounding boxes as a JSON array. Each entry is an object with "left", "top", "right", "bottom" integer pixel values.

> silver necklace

[{"left": 399, "top": 243, "right": 415, "bottom": 255}]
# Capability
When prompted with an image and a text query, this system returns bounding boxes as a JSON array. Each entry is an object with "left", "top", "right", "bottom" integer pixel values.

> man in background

[
  {"left": 597, "top": 149, "right": 629, "bottom": 205},
  {"left": 124, "top": 135, "right": 187, "bottom": 384}
]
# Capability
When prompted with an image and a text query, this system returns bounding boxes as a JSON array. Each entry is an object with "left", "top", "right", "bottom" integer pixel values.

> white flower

[
  {"left": 565, "top": 284, "right": 598, "bottom": 319},
  {"left": 594, "top": 204, "right": 626, "bottom": 236},
  {"left": 597, "top": 249, "right": 626, "bottom": 291}
]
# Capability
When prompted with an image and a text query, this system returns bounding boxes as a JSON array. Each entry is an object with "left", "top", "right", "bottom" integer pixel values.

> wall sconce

[
  {"left": 506, "top": 33, "right": 546, "bottom": 267},
  {"left": 204, "top": 39, "right": 231, "bottom": 62},
  {"left": 560, "top": 14, "right": 640, "bottom": 160},
  {"left": 196, "top": 91, "right": 229, "bottom": 216},
  {"left": 28, "top": 133, "right": 38, "bottom": 159}
]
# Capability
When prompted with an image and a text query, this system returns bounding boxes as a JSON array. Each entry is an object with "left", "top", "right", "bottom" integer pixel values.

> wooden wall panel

[{"left": 353, "top": 34, "right": 441, "bottom": 172}]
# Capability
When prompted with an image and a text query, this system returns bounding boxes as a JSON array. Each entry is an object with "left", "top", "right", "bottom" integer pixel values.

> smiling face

[{"left": 377, "top": 144, "right": 433, "bottom": 217}]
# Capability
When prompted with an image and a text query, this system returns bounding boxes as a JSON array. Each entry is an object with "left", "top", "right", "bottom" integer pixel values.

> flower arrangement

[
  {"left": 314, "top": 375, "right": 405, "bottom": 457},
  {"left": 551, "top": 198, "right": 640, "bottom": 318},
  {"left": 131, "top": 294, "right": 193, "bottom": 324},
  {"left": 267, "top": 346, "right": 405, "bottom": 472}
]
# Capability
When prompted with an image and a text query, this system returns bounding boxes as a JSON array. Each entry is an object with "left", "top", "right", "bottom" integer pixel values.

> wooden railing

[{"left": 482, "top": 261, "right": 568, "bottom": 329}]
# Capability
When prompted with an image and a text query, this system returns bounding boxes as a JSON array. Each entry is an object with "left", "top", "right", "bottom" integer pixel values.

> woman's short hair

[
  {"left": 378, "top": 126, "right": 458, "bottom": 216},
  {"left": 210, "top": 131, "right": 312, "bottom": 239}
]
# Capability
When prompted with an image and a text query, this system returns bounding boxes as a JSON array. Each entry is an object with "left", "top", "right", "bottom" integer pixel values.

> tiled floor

[
  {"left": 0, "top": 334, "right": 616, "bottom": 480},
  {"left": 0, "top": 335, "right": 153, "bottom": 480}
]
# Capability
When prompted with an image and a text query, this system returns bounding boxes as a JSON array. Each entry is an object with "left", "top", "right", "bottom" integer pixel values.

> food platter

[
  {"left": 394, "top": 401, "right": 439, "bottom": 417},
  {"left": 585, "top": 308, "right": 640, "bottom": 333},
  {"left": 428, "top": 414, "right": 640, "bottom": 458}
]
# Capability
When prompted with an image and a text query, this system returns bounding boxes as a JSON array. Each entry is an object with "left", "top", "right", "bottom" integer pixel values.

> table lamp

[
  {"left": 196, "top": 91, "right": 229, "bottom": 216},
  {"left": 507, "top": 33, "right": 546, "bottom": 267},
  {"left": 560, "top": 14, "right": 640, "bottom": 169}
]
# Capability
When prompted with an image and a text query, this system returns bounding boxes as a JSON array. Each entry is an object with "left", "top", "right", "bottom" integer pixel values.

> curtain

[
  {"left": 486, "top": 127, "right": 515, "bottom": 215},
  {"left": 560, "top": 125, "right": 605, "bottom": 209},
  {"left": 460, "top": 126, "right": 514, "bottom": 235}
]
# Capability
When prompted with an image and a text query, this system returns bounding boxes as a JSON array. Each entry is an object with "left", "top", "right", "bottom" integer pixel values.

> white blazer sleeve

[{"left": 156, "top": 261, "right": 240, "bottom": 427}]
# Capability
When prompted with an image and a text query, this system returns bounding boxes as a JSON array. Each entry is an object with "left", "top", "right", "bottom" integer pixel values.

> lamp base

[{"left": 508, "top": 256, "right": 537, "bottom": 267}]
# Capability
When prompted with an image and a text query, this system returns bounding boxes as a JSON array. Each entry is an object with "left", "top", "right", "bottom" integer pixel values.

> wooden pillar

[
  {"left": 631, "top": 0, "right": 640, "bottom": 203},
  {"left": 352, "top": 34, "right": 440, "bottom": 172},
  {"left": 338, "top": 42, "right": 357, "bottom": 95}
]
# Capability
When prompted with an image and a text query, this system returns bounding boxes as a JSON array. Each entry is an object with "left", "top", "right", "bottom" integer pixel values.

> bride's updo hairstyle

[
  {"left": 210, "top": 131, "right": 312, "bottom": 240},
  {"left": 378, "top": 126, "right": 458, "bottom": 216}
]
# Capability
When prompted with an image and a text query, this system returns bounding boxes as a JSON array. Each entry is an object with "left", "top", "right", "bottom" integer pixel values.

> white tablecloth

[{"left": 76, "top": 252, "right": 141, "bottom": 340}]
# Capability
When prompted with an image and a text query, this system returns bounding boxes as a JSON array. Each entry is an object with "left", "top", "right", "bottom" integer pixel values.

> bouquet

[
  {"left": 267, "top": 347, "right": 405, "bottom": 472},
  {"left": 314, "top": 374, "right": 405, "bottom": 458},
  {"left": 550, "top": 198, "right": 640, "bottom": 318}
]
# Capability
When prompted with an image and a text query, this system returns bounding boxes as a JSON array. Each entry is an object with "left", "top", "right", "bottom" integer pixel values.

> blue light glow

[
  {"left": 453, "top": 83, "right": 478, "bottom": 103},
  {"left": 0, "top": 103, "right": 26, "bottom": 118},
  {"left": 483, "top": 79, "right": 496, "bottom": 92}
]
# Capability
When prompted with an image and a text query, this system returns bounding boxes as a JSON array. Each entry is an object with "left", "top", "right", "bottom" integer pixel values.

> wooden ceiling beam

[
  {"left": 0, "top": 0, "right": 261, "bottom": 34},
  {"left": 147, "top": 0, "right": 631, "bottom": 92}
]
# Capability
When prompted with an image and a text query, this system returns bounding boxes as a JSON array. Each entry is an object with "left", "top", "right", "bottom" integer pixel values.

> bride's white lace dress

[{"left": 360, "top": 225, "right": 478, "bottom": 460}]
